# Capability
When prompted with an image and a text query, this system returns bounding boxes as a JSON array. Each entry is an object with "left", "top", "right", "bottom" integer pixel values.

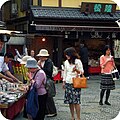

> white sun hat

[
  {"left": 20, "top": 55, "right": 32, "bottom": 64},
  {"left": 36, "top": 49, "right": 49, "bottom": 57},
  {"left": 25, "top": 58, "right": 39, "bottom": 68}
]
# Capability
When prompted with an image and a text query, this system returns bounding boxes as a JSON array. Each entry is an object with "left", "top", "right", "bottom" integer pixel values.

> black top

[
  {"left": 41, "top": 58, "right": 53, "bottom": 79},
  {"left": 79, "top": 46, "right": 88, "bottom": 63}
]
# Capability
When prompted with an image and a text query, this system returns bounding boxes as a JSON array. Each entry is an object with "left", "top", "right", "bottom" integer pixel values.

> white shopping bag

[{"left": 111, "top": 69, "right": 119, "bottom": 80}]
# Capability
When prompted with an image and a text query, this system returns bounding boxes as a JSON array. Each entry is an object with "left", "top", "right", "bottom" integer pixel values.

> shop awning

[
  {"left": 7, "top": 36, "right": 25, "bottom": 45},
  {"left": 33, "top": 24, "right": 120, "bottom": 32},
  {"left": 0, "top": 29, "right": 22, "bottom": 35}
]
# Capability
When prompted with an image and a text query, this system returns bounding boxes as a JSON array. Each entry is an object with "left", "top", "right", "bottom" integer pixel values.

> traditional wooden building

[{"left": 1, "top": 0, "right": 120, "bottom": 70}]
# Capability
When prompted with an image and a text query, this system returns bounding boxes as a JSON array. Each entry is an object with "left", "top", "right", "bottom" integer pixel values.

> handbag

[
  {"left": 45, "top": 77, "right": 56, "bottom": 97},
  {"left": 111, "top": 68, "right": 119, "bottom": 80},
  {"left": 26, "top": 83, "right": 39, "bottom": 118},
  {"left": 72, "top": 75, "right": 87, "bottom": 88},
  {"left": 26, "top": 70, "right": 40, "bottom": 118}
]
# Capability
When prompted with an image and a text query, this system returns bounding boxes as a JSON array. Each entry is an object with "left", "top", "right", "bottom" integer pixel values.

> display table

[
  {"left": 88, "top": 66, "right": 101, "bottom": 74},
  {"left": 0, "top": 94, "right": 26, "bottom": 120}
]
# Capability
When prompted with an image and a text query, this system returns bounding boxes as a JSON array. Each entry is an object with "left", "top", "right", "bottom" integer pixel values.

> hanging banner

[{"left": 114, "top": 39, "right": 120, "bottom": 58}]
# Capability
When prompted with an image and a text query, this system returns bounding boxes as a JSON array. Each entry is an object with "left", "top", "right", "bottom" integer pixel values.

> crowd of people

[
  {"left": 0, "top": 34, "right": 118, "bottom": 120},
  {"left": 0, "top": 40, "right": 57, "bottom": 119},
  {"left": 18, "top": 49, "right": 57, "bottom": 119}
]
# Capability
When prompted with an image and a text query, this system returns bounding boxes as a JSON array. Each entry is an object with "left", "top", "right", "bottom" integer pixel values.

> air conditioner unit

[{"left": 11, "top": 3, "right": 18, "bottom": 15}]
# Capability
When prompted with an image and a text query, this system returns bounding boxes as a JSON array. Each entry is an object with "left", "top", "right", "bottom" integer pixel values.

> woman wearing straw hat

[
  {"left": 37, "top": 49, "right": 57, "bottom": 117},
  {"left": 25, "top": 58, "right": 47, "bottom": 120}
]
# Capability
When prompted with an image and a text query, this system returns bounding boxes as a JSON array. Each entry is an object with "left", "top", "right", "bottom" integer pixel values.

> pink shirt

[
  {"left": 31, "top": 69, "right": 47, "bottom": 95},
  {"left": 100, "top": 55, "right": 115, "bottom": 74}
]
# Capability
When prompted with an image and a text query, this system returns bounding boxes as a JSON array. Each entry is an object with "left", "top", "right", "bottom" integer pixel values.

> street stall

[
  {"left": 0, "top": 21, "right": 25, "bottom": 119},
  {"left": 88, "top": 58, "right": 101, "bottom": 74},
  {"left": 0, "top": 79, "right": 27, "bottom": 120},
  {"left": 85, "top": 38, "right": 103, "bottom": 74}
]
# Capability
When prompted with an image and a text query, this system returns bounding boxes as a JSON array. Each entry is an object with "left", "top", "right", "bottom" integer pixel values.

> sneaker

[
  {"left": 105, "top": 101, "right": 111, "bottom": 105},
  {"left": 46, "top": 113, "right": 57, "bottom": 117}
]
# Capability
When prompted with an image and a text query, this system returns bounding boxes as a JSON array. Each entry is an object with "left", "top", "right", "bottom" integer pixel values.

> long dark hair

[
  {"left": 64, "top": 47, "right": 80, "bottom": 64},
  {"left": 103, "top": 45, "right": 110, "bottom": 56}
]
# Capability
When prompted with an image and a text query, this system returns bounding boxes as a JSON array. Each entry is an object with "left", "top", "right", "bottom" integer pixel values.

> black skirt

[
  {"left": 100, "top": 74, "right": 115, "bottom": 90},
  {"left": 46, "top": 96, "right": 57, "bottom": 114}
]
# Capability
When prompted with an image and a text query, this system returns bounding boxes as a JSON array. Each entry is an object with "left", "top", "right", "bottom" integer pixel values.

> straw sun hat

[
  {"left": 36, "top": 49, "right": 49, "bottom": 57},
  {"left": 20, "top": 55, "right": 32, "bottom": 64},
  {"left": 25, "top": 58, "right": 39, "bottom": 68}
]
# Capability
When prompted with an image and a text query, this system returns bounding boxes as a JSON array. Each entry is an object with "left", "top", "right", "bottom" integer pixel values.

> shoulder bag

[
  {"left": 26, "top": 69, "right": 39, "bottom": 118},
  {"left": 45, "top": 77, "right": 56, "bottom": 97}
]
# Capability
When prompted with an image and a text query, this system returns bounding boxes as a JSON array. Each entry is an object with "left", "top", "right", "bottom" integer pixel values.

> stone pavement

[{"left": 14, "top": 75, "right": 120, "bottom": 120}]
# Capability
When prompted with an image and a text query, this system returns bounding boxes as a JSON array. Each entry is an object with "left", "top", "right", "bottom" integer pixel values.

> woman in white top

[{"left": 62, "top": 47, "right": 84, "bottom": 120}]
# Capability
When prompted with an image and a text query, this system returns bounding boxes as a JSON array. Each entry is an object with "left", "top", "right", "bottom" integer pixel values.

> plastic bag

[{"left": 52, "top": 65, "right": 58, "bottom": 77}]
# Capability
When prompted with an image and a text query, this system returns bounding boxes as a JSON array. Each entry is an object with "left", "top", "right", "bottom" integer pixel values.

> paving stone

[{"left": 14, "top": 75, "right": 120, "bottom": 120}]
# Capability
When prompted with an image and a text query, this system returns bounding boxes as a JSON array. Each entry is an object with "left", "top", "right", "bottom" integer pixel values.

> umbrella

[
  {"left": 0, "top": 0, "right": 10, "bottom": 9},
  {"left": 111, "top": 0, "right": 120, "bottom": 7}
]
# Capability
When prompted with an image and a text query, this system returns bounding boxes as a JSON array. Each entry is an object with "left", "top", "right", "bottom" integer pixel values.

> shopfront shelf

[{"left": 88, "top": 66, "right": 101, "bottom": 74}]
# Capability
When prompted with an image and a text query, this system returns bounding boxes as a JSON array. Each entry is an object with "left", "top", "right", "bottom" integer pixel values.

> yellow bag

[{"left": 72, "top": 76, "right": 87, "bottom": 88}]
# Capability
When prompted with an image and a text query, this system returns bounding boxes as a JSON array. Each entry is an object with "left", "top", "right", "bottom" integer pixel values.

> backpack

[{"left": 45, "top": 77, "right": 56, "bottom": 97}]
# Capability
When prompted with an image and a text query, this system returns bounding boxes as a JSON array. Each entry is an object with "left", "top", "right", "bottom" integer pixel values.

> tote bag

[
  {"left": 73, "top": 75, "right": 87, "bottom": 88},
  {"left": 111, "top": 69, "right": 119, "bottom": 80},
  {"left": 26, "top": 70, "right": 40, "bottom": 119},
  {"left": 26, "top": 83, "right": 39, "bottom": 118}
]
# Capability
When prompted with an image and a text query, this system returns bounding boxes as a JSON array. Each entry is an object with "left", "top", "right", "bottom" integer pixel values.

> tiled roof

[{"left": 30, "top": 6, "right": 120, "bottom": 21}]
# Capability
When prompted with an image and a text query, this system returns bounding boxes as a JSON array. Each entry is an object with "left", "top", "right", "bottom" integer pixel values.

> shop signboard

[{"left": 81, "top": 2, "right": 116, "bottom": 13}]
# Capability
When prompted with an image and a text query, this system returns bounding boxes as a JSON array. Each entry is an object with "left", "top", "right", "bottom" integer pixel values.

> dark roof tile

[{"left": 30, "top": 6, "right": 120, "bottom": 21}]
